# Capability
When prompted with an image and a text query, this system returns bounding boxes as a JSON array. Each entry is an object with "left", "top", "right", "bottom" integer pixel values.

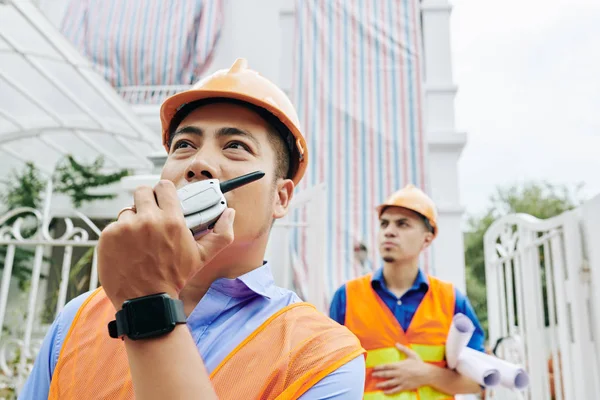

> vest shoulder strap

[
  {"left": 425, "top": 275, "right": 456, "bottom": 317},
  {"left": 345, "top": 273, "right": 381, "bottom": 318},
  {"left": 345, "top": 273, "right": 408, "bottom": 349},
  {"left": 211, "top": 302, "right": 365, "bottom": 400}
]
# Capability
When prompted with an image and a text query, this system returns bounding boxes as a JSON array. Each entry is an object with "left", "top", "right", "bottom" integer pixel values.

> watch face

[{"left": 128, "top": 296, "right": 172, "bottom": 337}]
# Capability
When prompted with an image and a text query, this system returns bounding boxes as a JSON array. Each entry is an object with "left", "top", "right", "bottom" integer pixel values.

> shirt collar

[
  {"left": 371, "top": 267, "right": 429, "bottom": 292},
  {"left": 210, "top": 262, "right": 275, "bottom": 299}
]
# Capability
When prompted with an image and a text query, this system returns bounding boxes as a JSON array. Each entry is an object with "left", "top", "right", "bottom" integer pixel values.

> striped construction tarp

[
  {"left": 291, "top": 0, "right": 431, "bottom": 306},
  {"left": 60, "top": 0, "right": 222, "bottom": 88}
]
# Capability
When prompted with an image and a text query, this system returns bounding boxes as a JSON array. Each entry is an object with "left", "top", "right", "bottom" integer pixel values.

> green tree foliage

[
  {"left": 0, "top": 163, "right": 46, "bottom": 291},
  {"left": 464, "top": 181, "right": 584, "bottom": 337},
  {"left": 1, "top": 162, "right": 46, "bottom": 210},
  {"left": 53, "top": 155, "right": 130, "bottom": 208},
  {"left": 0, "top": 156, "right": 129, "bottom": 291}
]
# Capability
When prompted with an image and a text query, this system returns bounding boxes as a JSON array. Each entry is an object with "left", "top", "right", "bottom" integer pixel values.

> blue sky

[{"left": 450, "top": 0, "right": 600, "bottom": 217}]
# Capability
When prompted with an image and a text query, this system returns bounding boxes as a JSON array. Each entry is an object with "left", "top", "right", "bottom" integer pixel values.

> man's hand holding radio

[{"left": 97, "top": 179, "right": 235, "bottom": 310}]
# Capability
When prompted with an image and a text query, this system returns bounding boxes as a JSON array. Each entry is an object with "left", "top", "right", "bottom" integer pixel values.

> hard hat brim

[{"left": 160, "top": 89, "right": 308, "bottom": 186}]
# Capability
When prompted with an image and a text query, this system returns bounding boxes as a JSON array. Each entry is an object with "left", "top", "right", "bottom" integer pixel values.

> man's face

[
  {"left": 377, "top": 207, "right": 433, "bottom": 263},
  {"left": 160, "top": 102, "right": 294, "bottom": 245}
]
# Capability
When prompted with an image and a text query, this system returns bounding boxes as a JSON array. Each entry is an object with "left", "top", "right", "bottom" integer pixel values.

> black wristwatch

[{"left": 108, "top": 293, "right": 186, "bottom": 340}]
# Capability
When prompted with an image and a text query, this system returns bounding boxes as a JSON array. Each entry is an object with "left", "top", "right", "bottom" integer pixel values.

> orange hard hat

[
  {"left": 376, "top": 184, "right": 438, "bottom": 237},
  {"left": 160, "top": 58, "right": 308, "bottom": 185}
]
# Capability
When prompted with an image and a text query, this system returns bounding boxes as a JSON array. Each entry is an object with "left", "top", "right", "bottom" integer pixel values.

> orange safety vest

[
  {"left": 48, "top": 287, "right": 365, "bottom": 400},
  {"left": 345, "top": 274, "right": 455, "bottom": 400}
]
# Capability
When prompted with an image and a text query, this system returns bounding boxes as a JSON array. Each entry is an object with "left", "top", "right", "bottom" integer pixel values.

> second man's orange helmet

[{"left": 376, "top": 184, "right": 438, "bottom": 238}]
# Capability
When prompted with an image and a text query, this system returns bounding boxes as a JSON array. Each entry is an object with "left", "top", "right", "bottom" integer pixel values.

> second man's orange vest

[
  {"left": 345, "top": 274, "right": 455, "bottom": 400},
  {"left": 48, "top": 287, "right": 365, "bottom": 400}
]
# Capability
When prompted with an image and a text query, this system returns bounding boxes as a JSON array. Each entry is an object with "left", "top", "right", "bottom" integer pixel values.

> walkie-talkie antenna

[{"left": 219, "top": 171, "right": 265, "bottom": 194}]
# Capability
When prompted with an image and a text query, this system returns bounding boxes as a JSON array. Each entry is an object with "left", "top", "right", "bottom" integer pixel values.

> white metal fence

[
  {"left": 484, "top": 195, "right": 600, "bottom": 400},
  {"left": 0, "top": 181, "right": 102, "bottom": 395}
]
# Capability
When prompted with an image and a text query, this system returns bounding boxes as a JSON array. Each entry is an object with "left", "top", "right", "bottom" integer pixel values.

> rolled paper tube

[
  {"left": 445, "top": 313, "right": 476, "bottom": 369},
  {"left": 462, "top": 347, "right": 530, "bottom": 390},
  {"left": 456, "top": 351, "right": 501, "bottom": 387}
]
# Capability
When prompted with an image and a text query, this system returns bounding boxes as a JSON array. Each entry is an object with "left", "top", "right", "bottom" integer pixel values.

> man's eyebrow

[
  {"left": 170, "top": 126, "right": 203, "bottom": 146},
  {"left": 380, "top": 216, "right": 409, "bottom": 223},
  {"left": 216, "top": 127, "right": 261, "bottom": 150}
]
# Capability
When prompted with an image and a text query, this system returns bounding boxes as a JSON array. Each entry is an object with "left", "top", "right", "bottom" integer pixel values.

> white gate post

[
  {"left": 518, "top": 226, "right": 550, "bottom": 400},
  {"left": 483, "top": 227, "right": 502, "bottom": 351},
  {"left": 560, "top": 211, "right": 599, "bottom": 398},
  {"left": 580, "top": 194, "right": 600, "bottom": 373}
]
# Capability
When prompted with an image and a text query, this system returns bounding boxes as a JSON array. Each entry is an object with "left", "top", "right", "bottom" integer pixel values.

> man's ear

[
  {"left": 272, "top": 179, "right": 295, "bottom": 219},
  {"left": 421, "top": 232, "right": 434, "bottom": 251}
]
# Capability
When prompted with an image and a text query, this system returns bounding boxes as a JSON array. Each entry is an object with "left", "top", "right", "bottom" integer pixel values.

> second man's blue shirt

[{"left": 329, "top": 268, "right": 485, "bottom": 352}]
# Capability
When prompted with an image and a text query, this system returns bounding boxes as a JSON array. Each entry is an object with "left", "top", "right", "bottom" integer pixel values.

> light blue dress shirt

[{"left": 18, "top": 263, "right": 365, "bottom": 399}]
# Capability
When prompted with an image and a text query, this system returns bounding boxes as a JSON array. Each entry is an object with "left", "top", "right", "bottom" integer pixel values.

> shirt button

[{"left": 397, "top": 300, "right": 402, "bottom": 305}]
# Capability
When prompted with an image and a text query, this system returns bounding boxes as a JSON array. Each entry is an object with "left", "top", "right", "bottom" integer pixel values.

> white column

[{"left": 421, "top": 0, "right": 468, "bottom": 292}]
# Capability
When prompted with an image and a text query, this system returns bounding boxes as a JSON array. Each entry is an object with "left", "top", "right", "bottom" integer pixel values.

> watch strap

[
  {"left": 169, "top": 298, "right": 186, "bottom": 323},
  {"left": 107, "top": 295, "right": 186, "bottom": 340},
  {"left": 107, "top": 318, "right": 122, "bottom": 339},
  {"left": 108, "top": 307, "right": 132, "bottom": 339}
]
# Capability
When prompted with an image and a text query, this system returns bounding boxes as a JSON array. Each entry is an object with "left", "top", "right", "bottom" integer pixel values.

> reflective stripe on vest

[
  {"left": 364, "top": 346, "right": 449, "bottom": 400},
  {"left": 363, "top": 387, "right": 450, "bottom": 400},
  {"left": 345, "top": 273, "right": 456, "bottom": 400},
  {"left": 365, "top": 345, "right": 446, "bottom": 368},
  {"left": 48, "top": 288, "right": 365, "bottom": 400}
]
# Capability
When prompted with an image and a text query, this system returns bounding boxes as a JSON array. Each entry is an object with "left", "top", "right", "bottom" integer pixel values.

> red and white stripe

[{"left": 291, "top": 0, "right": 431, "bottom": 301}]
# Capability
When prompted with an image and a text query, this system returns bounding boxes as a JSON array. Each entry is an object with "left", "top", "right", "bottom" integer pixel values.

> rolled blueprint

[
  {"left": 462, "top": 347, "right": 529, "bottom": 390},
  {"left": 456, "top": 351, "right": 501, "bottom": 387},
  {"left": 445, "top": 313, "right": 475, "bottom": 369}
]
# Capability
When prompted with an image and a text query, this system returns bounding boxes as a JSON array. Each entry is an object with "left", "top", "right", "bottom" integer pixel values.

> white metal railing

[
  {"left": 484, "top": 209, "right": 600, "bottom": 400},
  {"left": 116, "top": 85, "right": 192, "bottom": 105},
  {"left": 0, "top": 181, "right": 101, "bottom": 394}
]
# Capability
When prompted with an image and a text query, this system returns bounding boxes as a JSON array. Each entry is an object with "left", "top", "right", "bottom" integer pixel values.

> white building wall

[{"left": 38, "top": 0, "right": 468, "bottom": 292}]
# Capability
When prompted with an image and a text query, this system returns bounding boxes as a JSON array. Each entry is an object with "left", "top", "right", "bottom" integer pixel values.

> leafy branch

[
  {"left": 0, "top": 156, "right": 129, "bottom": 292},
  {"left": 53, "top": 155, "right": 130, "bottom": 207}
]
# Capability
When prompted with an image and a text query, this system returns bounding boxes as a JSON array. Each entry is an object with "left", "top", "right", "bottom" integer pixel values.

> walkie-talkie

[{"left": 177, "top": 171, "right": 265, "bottom": 237}]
